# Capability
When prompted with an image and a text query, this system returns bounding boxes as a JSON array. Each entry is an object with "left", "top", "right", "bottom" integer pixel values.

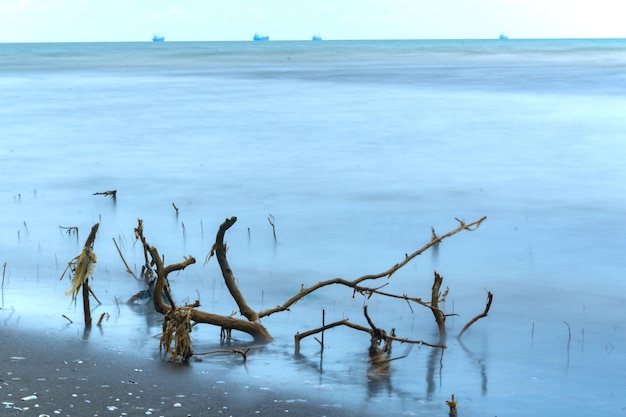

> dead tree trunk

[{"left": 431, "top": 271, "right": 447, "bottom": 343}]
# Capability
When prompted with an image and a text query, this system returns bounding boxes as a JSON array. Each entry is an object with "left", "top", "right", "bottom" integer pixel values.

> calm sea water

[{"left": 1, "top": 39, "right": 626, "bottom": 416}]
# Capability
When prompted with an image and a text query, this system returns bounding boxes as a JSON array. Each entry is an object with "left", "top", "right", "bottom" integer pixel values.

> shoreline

[{"left": 1, "top": 324, "right": 365, "bottom": 417}]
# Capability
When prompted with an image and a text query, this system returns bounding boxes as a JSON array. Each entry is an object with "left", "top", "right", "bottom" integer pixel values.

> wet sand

[{"left": 1, "top": 326, "right": 361, "bottom": 417}]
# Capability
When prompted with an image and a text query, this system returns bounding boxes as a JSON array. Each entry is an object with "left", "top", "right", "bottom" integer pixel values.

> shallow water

[{"left": 2, "top": 39, "right": 626, "bottom": 416}]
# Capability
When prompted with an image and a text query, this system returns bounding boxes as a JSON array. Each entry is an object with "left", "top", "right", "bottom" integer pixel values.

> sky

[{"left": 0, "top": 0, "right": 624, "bottom": 43}]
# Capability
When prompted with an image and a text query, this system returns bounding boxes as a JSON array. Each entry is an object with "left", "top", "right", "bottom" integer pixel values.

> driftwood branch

[
  {"left": 457, "top": 291, "right": 493, "bottom": 339},
  {"left": 195, "top": 348, "right": 251, "bottom": 363},
  {"left": 136, "top": 219, "right": 273, "bottom": 350},
  {"left": 260, "top": 216, "right": 487, "bottom": 318},
  {"left": 214, "top": 217, "right": 260, "bottom": 322},
  {"left": 294, "top": 308, "right": 446, "bottom": 355},
  {"left": 295, "top": 319, "right": 371, "bottom": 354},
  {"left": 133, "top": 215, "right": 487, "bottom": 362}
]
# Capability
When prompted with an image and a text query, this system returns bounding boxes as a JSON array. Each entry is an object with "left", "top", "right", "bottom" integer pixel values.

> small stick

[
  {"left": 457, "top": 291, "right": 493, "bottom": 339},
  {"left": 321, "top": 309, "right": 325, "bottom": 351},
  {"left": 59, "top": 226, "right": 79, "bottom": 236},
  {"left": 93, "top": 190, "right": 117, "bottom": 200},
  {"left": 62, "top": 314, "right": 73, "bottom": 323},
  {"left": 97, "top": 312, "right": 108, "bottom": 326},
  {"left": 112, "top": 237, "right": 138, "bottom": 279},
  {"left": 88, "top": 285, "right": 102, "bottom": 304},
  {"left": 268, "top": 214, "right": 276, "bottom": 242},
  {"left": 195, "top": 348, "right": 251, "bottom": 363},
  {"left": 314, "top": 309, "right": 326, "bottom": 351}
]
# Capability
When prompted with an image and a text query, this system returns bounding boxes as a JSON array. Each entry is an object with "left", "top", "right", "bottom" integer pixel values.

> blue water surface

[{"left": 1, "top": 39, "right": 626, "bottom": 416}]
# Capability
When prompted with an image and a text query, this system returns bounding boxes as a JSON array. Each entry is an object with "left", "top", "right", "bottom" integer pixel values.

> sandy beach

[{"left": 1, "top": 325, "right": 363, "bottom": 417}]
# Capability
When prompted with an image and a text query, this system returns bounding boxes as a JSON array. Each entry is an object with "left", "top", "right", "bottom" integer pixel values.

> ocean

[{"left": 1, "top": 38, "right": 626, "bottom": 416}]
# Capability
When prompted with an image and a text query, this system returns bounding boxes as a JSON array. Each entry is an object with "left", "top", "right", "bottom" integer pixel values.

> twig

[
  {"left": 93, "top": 190, "right": 117, "bottom": 200},
  {"left": 97, "top": 312, "right": 108, "bottom": 326},
  {"left": 352, "top": 283, "right": 447, "bottom": 316},
  {"left": 59, "top": 226, "right": 79, "bottom": 234},
  {"left": 268, "top": 214, "right": 277, "bottom": 242},
  {"left": 112, "top": 237, "right": 138, "bottom": 280},
  {"left": 295, "top": 319, "right": 369, "bottom": 353},
  {"left": 59, "top": 226, "right": 79, "bottom": 243},
  {"left": 88, "top": 285, "right": 102, "bottom": 304},
  {"left": 195, "top": 348, "right": 251, "bottom": 363},
  {"left": 321, "top": 309, "right": 325, "bottom": 351},
  {"left": 457, "top": 291, "right": 493, "bottom": 339}
]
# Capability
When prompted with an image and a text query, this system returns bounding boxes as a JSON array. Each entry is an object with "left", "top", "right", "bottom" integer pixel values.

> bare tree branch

[
  {"left": 214, "top": 217, "right": 260, "bottom": 322},
  {"left": 457, "top": 291, "right": 493, "bottom": 339},
  {"left": 259, "top": 216, "right": 487, "bottom": 318}
]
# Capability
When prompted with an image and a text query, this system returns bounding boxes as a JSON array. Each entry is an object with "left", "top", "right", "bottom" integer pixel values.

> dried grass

[
  {"left": 63, "top": 246, "right": 97, "bottom": 302},
  {"left": 160, "top": 307, "right": 193, "bottom": 362}
]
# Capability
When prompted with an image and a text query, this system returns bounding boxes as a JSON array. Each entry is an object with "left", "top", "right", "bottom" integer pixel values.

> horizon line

[{"left": 2, "top": 36, "right": 626, "bottom": 44}]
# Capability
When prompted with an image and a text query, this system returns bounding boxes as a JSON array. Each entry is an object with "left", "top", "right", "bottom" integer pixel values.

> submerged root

[{"left": 160, "top": 307, "right": 193, "bottom": 362}]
